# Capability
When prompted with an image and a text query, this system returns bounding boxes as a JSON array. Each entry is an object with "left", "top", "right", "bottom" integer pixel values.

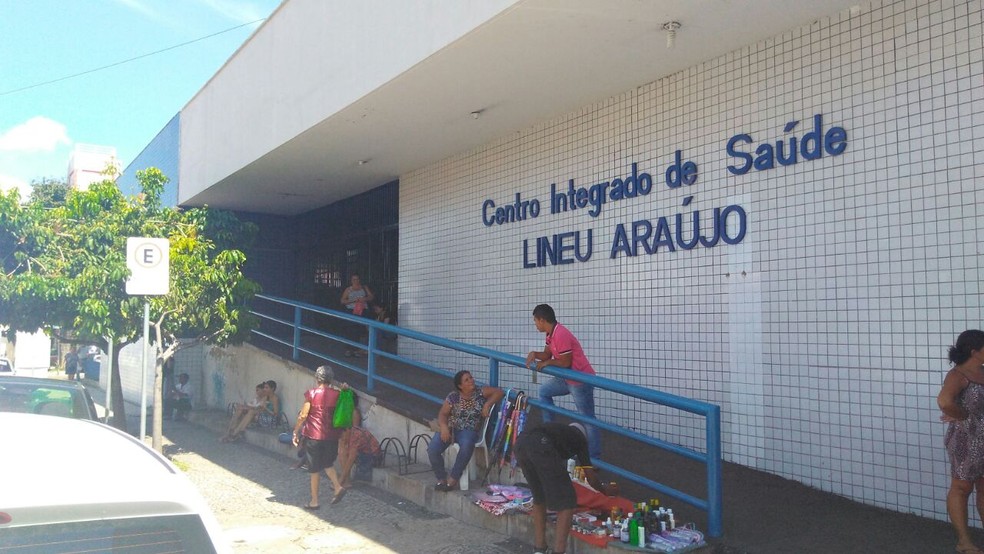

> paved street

[{"left": 159, "top": 419, "right": 530, "bottom": 553}]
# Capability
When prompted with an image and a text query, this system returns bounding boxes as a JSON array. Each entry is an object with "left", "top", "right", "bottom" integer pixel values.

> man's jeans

[
  {"left": 539, "top": 376, "right": 601, "bottom": 458},
  {"left": 427, "top": 428, "right": 479, "bottom": 481}
]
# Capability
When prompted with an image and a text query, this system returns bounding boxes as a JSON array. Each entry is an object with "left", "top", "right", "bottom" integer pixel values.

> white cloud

[
  {"left": 0, "top": 174, "right": 32, "bottom": 199},
  {"left": 0, "top": 117, "right": 71, "bottom": 153}
]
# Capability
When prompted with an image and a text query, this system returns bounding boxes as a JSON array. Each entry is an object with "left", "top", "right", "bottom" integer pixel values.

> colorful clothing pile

[{"left": 471, "top": 485, "right": 533, "bottom": 516}]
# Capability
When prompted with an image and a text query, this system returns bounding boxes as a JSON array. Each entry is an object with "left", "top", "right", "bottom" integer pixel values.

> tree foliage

[
  {"left": 28, "top": 177, "right": 70, "bottom": 207},
  {"left": 0, "top": 168, "right": 260, "bottom": 431}
]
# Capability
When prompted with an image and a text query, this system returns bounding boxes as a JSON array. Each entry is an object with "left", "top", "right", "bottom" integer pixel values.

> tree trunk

[
  {"left": 109, "top": 345, "right": 128, "bottom": 432},
  {"left": 152, "top": 352, "right": 164, "bottom": 452}
]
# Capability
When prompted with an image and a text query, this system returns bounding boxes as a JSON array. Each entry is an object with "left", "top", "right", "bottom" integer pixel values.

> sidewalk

[
  {"left": 269, "top": 343, "right": 973, "bottom": 554},
  {"left": 84, "top": 365, "right": 975, "bottom": 554}
]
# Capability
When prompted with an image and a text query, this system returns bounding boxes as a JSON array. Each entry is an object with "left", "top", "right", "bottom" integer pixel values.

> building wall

[
  {"left": 112, "top": 341, "right": 205, "bottom": 410},
  {"left": 67, "top": 144, "right": 118, "bottom": 191},
  {"left": 201, "top": 343, "right": 440, "bottom": 476},
  {"left": 399, "top": 0, "right": 984, "bottom": 521},
  {"left": 117, "top": 113, "right": 180, "bottom": 207},
  {"left": 179, "top": 0, "right": 518, "bottom": 201}
]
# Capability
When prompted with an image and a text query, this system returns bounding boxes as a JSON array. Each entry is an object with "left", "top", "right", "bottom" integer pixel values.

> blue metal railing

[{"left": 250, "top": 293, "right": 723, "bottom": 536}]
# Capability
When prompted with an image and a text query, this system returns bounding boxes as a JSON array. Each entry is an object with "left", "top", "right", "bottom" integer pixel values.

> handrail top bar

[{"left": 255, "top": 293, "right": 717, "bottom": 417}]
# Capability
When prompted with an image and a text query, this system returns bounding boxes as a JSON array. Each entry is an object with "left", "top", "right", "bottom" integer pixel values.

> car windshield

[
  {"left": 2, "top": 514, "right": 218, "bottom": 554},
  {"left": 0, "top": 383, "right": 89, "bottom": 419},
  {"left": 0, "top": 359, "right": 12, "bottom": 372}
]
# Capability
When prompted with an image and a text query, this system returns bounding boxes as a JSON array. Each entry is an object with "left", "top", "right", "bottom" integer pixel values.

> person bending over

[
  {"left": 516, "top": 422, "right": 606, "bottom": 554},
  {"left": 338, "top": 398, "right": 381, "bottom": 488}
]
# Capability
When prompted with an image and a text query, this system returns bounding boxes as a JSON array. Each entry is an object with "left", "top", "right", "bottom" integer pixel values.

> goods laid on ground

[{"left": 569, "top": 492, "right": 706, "bottom": 552}]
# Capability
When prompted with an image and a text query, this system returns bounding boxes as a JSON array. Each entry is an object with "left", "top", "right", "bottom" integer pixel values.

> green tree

[
  {"left": 28, "top": 177, "right": 70, "bottom": 207},
  {"left": 0, "top": 168, "right": 260, "bottom": 446}
]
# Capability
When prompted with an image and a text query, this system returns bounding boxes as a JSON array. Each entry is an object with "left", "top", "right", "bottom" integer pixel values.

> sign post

[{"left": 126, "top": 238, "right": 169, "bottom": 442}]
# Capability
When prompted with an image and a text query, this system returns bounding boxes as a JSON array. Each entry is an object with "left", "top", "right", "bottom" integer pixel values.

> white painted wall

[
  {"left": 399, "top": 0, "right": 984, "bottom": 522},
  {"left": 113, "top": 341, "right": 206, "bottom": 410},
  {"left": 199, "top": 344, "right": 445, "bottom": 474},
  {"left": 180, "top": 0, "right": 517, "bottom": 200}
]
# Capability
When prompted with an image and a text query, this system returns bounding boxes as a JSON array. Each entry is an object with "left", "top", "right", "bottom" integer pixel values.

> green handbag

[{"left": 333, "top": 389, "right": 355, "bottom": 428}]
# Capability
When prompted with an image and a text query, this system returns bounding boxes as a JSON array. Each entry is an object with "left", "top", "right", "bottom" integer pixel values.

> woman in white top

[{"left": 339, "top": 274, "right": 374, "bottom": 356}]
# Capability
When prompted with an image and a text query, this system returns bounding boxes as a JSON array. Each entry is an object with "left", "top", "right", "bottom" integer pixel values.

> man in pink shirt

[{"left": 526, "top": 304, "right": 601, "bottom": 458}]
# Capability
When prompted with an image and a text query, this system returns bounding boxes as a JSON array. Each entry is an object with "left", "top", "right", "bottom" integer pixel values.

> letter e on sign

[{"left": 125, "top": 237, "right": 170, "bottom": 295}]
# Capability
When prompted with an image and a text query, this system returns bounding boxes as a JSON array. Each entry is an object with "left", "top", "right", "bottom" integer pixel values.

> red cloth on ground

[
  {"left": 570, "top": 528, "right": 611, "bottom": 548},
  {"left": 574, "top": 481, "right": 634, "bottom": 514}
]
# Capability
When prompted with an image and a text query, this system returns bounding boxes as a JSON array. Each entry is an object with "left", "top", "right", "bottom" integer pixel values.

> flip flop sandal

[
  {"left": 302, "top": 503, "right": 320, "bottom": 511},
  {"left": 330, "top": 489, "right": 347, "bottom": 504}
]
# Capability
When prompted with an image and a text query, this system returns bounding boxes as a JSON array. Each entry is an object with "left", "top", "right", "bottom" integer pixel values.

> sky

[{"left": 0, "top": 0, "right": 283, "bottom": 198}]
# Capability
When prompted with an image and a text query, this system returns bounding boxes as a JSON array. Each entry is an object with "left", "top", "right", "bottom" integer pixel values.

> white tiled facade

[{"left": 399, "top": 0, "right": 984, "bottom": 521}]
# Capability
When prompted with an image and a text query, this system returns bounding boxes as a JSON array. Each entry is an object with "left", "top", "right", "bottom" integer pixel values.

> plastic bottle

[
  {"left": 644, "top": 507, "right": 657, "bottom": 536},
  {"left": 621, "top": 514, "right": 631, "bottom": 543},
  {"left": 628, "top": 514, "right": 638, "bottom": 546},
  {"left": 635, "top": 516, "right": 646, "bottom": 547},
  {"left": 667, "top": 509, "right": 675, "bottom": 530}
]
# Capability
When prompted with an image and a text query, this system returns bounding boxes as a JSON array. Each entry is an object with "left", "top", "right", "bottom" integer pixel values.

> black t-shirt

[{"left": 530, "top": 423, "right": 591, "bottom": 466}]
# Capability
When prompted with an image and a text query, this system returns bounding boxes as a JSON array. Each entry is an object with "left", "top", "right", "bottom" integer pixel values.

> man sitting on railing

[{"left": 525, "top": 304, "right": 601, "bottom": 458}]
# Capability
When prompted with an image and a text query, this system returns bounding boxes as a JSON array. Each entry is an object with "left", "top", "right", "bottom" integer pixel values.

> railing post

[
  {"left": 367, "top": 326, "right": 377, "bottom": 393},
  {"left": 488, "top": 358, "right": 499, "bottom": 388},
  {"left": 292, "top": 307, "right": 302, "bottom": 361},
  {"left": 706, "top": 405, "right": 723, "bottom": 537}
]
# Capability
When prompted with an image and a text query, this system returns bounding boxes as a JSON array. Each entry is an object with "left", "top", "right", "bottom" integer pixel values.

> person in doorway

[
  {"left": 170, "top": 373, "right": 193, "bottom": 421},
  {"left": 340, "top": 274, "right": 374, "bottom": 357},
  {"left": 938, "top": 329, "right": 984, "bottom": 554},
  {"left": 372, "top": 303, "right": 392, "bottom": 325},
  {"left": 427, "top": 370, "right": 503, "bottom": 491},
  {"left": 525, "top": 304, "right": 601, "bottom": 458},
  {"left": 516, "top": 422, "right": 606, "bottom": 554},
  {"left": 372, "top": 303, "right": 397, "bottom": 345},
  {"left": 292, "top": 365, "right": 348, "bottom": 509}
]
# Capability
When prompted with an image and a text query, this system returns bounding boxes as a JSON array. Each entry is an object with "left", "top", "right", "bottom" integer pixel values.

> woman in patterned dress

[
  {"left": 427, "top": 370, "right": 504, "bottom": 491},
  {"left": 938, "top": 329, "right": 984, "bottom": 554}
]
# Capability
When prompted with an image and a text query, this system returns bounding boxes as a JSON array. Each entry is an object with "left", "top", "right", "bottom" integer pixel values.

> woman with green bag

[{"left": 292, "top": 365, "right": 348, "bottom": 509}]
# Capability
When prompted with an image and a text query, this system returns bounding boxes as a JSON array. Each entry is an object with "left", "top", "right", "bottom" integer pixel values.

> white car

[
  {"left": 0, "top": 413, "right": 229, "bottom": 553},
  {"left": 0, "top": 357, "right": 13, "bottom": 375}
]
